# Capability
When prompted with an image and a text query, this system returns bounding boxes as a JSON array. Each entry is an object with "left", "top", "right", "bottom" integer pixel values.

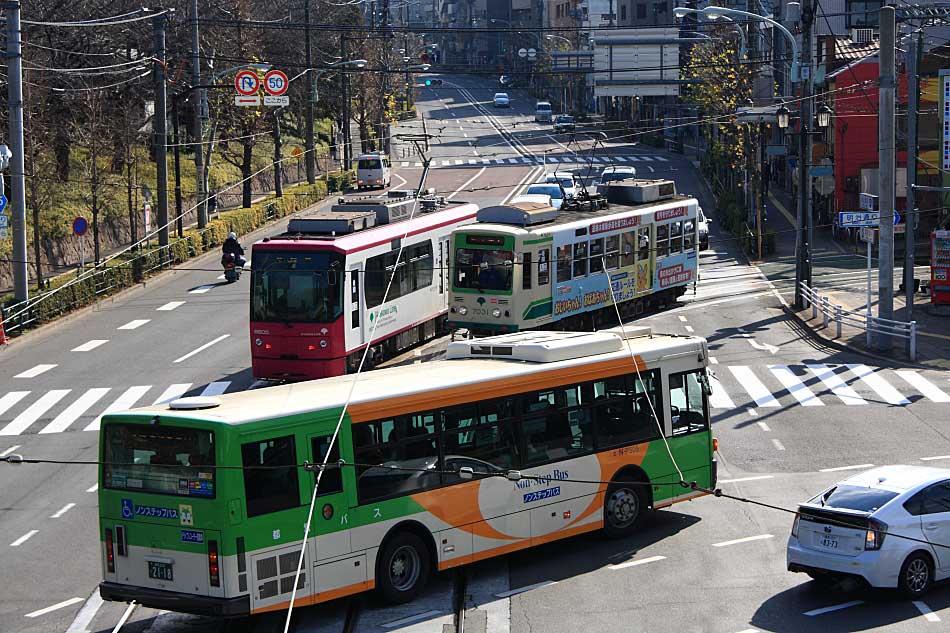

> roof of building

[{"left": 827, "top": 36, "right": 880, "bottom": 78}]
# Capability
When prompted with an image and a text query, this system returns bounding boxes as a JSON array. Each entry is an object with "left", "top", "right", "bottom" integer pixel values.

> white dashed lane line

[
  {"left": 712, "top": 534, "right": 774, "bottom": 548},
  {"left": 71, "top": 340, "right": 108, "bottom": 352},
  {"left": 24, "top": 597, "right": 84, "bottom": 618},
  {"left": 756, "top": 421, "right": 771, "bottom": 432},
  {"left": 921, "top": 455, "right": 950, "bottom": 461},
  {"left": 14, "top": 364, "right": 57, "bottom": 378},
  {"left": 381, "top": 610, "right": 445, "bottom": 629},
  {"left": 608, "top": 555, "right": 666, "bottom": 570},
  {"left": 117, "top": 319, "right": 150, "bottom": 330},
  {"left": 189, "top": 285, "right": 215, "bottom": 294},
  {"left": 50, "top": 503, "right": 76, "bottom": 519},
  {"left": 718, "top": 475, "right": 774, "bottom": 484},
  {"left": 803, "top": 600, "right": 864, "bottom": 617},
  {"left": 156, "top": 301, "right": 185, "bottom": 311},
  {"left": 495, "top": 580, "right": 557, "bottom": 598},
  {"left": 86, "top": 483, "right": 98, "bottom": 493},
  {"left": 819, "top": 463, "right": 875, "bottom": 473},
  {"left": 771, "top": 439, "right": 785, "bottom": 451},
  {"left": 1, "top": 444, "right": 21, "bottom": 457},
  {"left": 10, "top": 530, "right": 39, "bottom": 547}
]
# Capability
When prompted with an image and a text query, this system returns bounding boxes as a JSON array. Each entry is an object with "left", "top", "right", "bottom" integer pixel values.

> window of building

[
  {"left": 311, "top": 435, "right": 343, "bottom": 495},
  {"left": 846, "top": 0, "right": 881, "bottom": 28},
  {"left": 557, "top": 245, "right": 572, "bottom": 282},
  {"left": 638, "top": 227, "right": 650, "bottom": 261},
  {"left": 242, "top": 436, "right": 299, "bottom": 517},
  {"left": 573, "top": 242, "right": 588, "bottom": 278},
  {"left": 656, "top": 224, "right": 669, "bottom": 258},
  {"left": 636, "top": 3, "right": 646, "bottom": 19},
  {"left": 620, "top": 4, "right": 627, "bottom": 21},
  {"left": 593, "top": 371, "right": 662, "bottom": 447},
  {"left": 364, "top": 241, "right": 434, "bottom": 307},
  {"left": 522, "top": 252, "right": 532, "bottom": 289},
  {"left": 669, "top": 371, "right": 708, "bottom": 436},
  {"left": 605, "top": 235, "right": 620, "bottom": 269},
  {"left": 353, "top": 415, "right": 440, "bottom": 503},
  {"left": 589, "top": 237, "right": 605, "bottom": 273},
  {"left": 538, "top": 248, "right": 551, "bottom": 285}
]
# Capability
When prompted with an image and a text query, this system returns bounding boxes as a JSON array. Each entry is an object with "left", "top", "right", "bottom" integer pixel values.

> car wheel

[
  {"left": 376, "top": 531, "right": 431, "bottom": 604},
  {"left": 602, "top": 475, "right": 648, "bottom": 538},
  {"left": 899, "top": 552, "right": 933, "bottom": 597}
]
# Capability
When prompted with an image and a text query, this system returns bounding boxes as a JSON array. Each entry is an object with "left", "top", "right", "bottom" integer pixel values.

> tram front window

[{"left": 455, "top": 248, "right": 514, "bottom": 291}]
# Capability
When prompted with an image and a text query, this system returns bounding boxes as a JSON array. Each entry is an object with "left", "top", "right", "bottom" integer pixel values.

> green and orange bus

[{"left": 98, "top": 327, "right": 717, "bottom": 616}]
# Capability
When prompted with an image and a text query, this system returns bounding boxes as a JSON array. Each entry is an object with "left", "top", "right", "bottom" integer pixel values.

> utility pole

[
  {"left": 876, "top": 5, "right": 896, "bottom": 350},
  {"left": 6, "top": 1, "right": 28, "bottom": 301},
  {"left": 154, "top": 13, "right": 169, "bottom": 247},
  {"left": 794, "top": 0, "right": 815, "bottom": 309},
  {"left": 904, "top": 30, "right": 922, "bottom": 324},
  {"left": 341, "top": 35, "right": 351, "bottom": 168},
  {"left": 304, "top": 0, "right": 316, "bottom": 184},
  {"left": 273, "top": 111, "right": 283, "bottom": 198},
  {"left": 191, "top": 0, "right": 207, "bottom": 228},
  {"left": 172, "top": 99, "right": 184, "bottom": 238}
]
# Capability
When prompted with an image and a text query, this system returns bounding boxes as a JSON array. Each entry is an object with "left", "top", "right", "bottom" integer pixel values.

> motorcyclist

[{"left": 222, "top": 231, "right": 246, "bottom": 269}]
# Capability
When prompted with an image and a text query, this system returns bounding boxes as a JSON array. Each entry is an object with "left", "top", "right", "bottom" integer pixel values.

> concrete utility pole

[
  {"left": 304, "top": 0, "right": 316, "bottom": 184},
  {"left": 794, "top": 0, "right": 815, "bottom": 309},
  {"left": 904, "top": 30, "right": 922, "bottom": 323},
  {"left": 6, "top": 1, "right": 28, "bottom": 301},
  {"left": 273, "top": 111, "right": 283, "bottom": 198},
  {"left": 876, "top": 6, "right": 896, "bottom": 350},
  {"left": 341, "top": 35, "right": 351, "bottom": 168},
  {"left": 191, "top": 0, "right": 208, "bottom": 229},
  {"left": 154, "top": 13, "right": 169, "bottom": 247}
]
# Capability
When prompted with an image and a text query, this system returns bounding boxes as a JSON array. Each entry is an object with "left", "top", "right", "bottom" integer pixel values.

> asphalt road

[{"left": 2, "top": 75, "right": 949, "bottom": 633}]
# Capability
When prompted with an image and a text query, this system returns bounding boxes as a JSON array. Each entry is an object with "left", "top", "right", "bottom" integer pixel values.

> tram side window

[
  {"left": 573, "top": 242, "right": 588, "bottom": 278},
  {"left": 538, "top": 248, "right": 550, "bottom": 285},
  {"left": 353, "top": 415, "right": 440, "bottom": 504},
  {"left": 311, "top": 435, "right": 343, "bottom": 495},
  {"left": 522, "top": 252, "right": 532, "bottom": 289},
  {"left": 638, "top": 228, "right": 650, "bottom": 261},
  {"left": 656, "top": 224, "right": 669, "bottom": 258},
  {"left": 621, "top": 231, "right": 636, "bottom": 267},
  {"left": 556, "top": 245, "right": 572, "bottom": 282},
  {"left": 669, "top": 371, "right": 708, "bottom": 436},
  {"left": 594, "top": 371, "right": 662, "bottom": 448},
  {"left": 442, "top": 401, "right": 520, "bottom": 483},
  {"left": 684, "top": 220, "right": 695, "bottom": 250},
  {"left": 364, "top": 242, "right": 433, "bottom": 308},
  {"left": 605, "top": 235, "right": 620, "bottom": 270},
  {"left": 242, "top": 436, "right": 300, "bottom": 517},
  {"left": 350, "top": 271, "right": 360, "bottom": 329},
  {"left": 589, "top": 238, "right": 605, "bottom": 273},
  {"left": 669, "top": 221, "right": 683, "bottom": 254}
]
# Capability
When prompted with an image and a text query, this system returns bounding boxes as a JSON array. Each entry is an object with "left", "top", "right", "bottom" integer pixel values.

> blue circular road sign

[{"left": 73, "top": 216, "right": 88, "bottom": 236}]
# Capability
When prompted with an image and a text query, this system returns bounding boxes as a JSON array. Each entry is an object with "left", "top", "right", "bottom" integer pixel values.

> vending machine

[{"left": 932, "top": 230, "right": 950, "bottom": 304}]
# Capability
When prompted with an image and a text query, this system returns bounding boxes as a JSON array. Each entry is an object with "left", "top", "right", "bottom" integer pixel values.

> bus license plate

[
  {"left": 820, "top": 537, "right": 838, "bottom": 550},
  {"left": 148, "top": 561, "right": 173, "bottom": 581}
]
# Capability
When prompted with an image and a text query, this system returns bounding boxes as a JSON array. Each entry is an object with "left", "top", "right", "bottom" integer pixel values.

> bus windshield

[
  {"left": 454, "top": 248, "right": 514, "bottom": 291},
  {"left": 103, "top": 424, "right": 216, "bottom": 498},
  {"left": 252, "top": 251, "right": 344, "bottom": 323}
]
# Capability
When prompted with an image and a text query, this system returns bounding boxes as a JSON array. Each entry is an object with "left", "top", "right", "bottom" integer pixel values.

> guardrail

[{"left": 799, "top": 282, "right": 917, "bottom": 361}]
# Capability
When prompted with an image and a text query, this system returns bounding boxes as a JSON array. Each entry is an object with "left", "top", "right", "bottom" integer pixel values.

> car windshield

[
  {"left": 810, "top": 485, "right": 899, "bottom": 513},
  {"left": 527, "top": 184, "right": 563, "bottom": 199},
  {"left": 454, "top": 248, "right": 514, "bottom": 291},
  {"left": 251, "top": 250, "right": 344, "bottom": 323},
  {"left": 557, "top": 116, "right": 574, "bottom": 123},
  {"left": 495, "top": 93, "right": 507, "bottom": 99},
  {"left": 537, "top": 103, "right": 551, "bottom": 111}
]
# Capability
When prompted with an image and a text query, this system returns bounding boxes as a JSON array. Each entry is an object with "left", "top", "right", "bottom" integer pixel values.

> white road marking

[
  {"left": 14, "top": 364, "right": 56, "bottom": 378},
  {"left": 734, "top": 630, "right": 759, "bottom": 633},
  {"left": 921, "top": 455, "right": 950, "bottom": 461},
  {"left": 216, "top": 274, "right": 226, "bottom": 280},
  {"left": 24, "top": 597, "right": 84, "bottom": 618},
  {"left": 1, "top": 444, "right": 21, "bottom": 457},
  {"left": 729, "top": 366, "right": 780, "bottom": 407},
  {"left": 707, "top": 374, "right": 735, "bottom": 409},
  {"left": 678, "top": 316, "right": 688, "bottom": 322},
  {"left": 86, "top": 483, "right": 98, "bottom": 493},
  {"left": 0, "top": 390, "right": 71, "bottom": 435},
  {"left": 896, "top": 371, "right": 950, "bottom": 403},
  {"left": 719, "top": 475, "right": 774, "bottom": 484},
  {"left": 820, "top": 463, "right": 875, "bottom": 472},
  {"left": 747, "top": 408, "right": 758, "bottom": 416},
  {"left": 646, "top": 165, "right": 655, "bottom": 173},
  {"left": 117, "top": 319, "right": 150, "bottom": 330},
  {"left": 189, "top": 285, "right": 215, "bottom": 294},
  {"left": 608, "top": 555, "right": 666, "bottom": 570},
  {"left": 847, "top": 364, "right": 910, "bottom": 405},
  {"left": 448, "top": 166, "right": 488, "bottom": 201},
  {"left": 71, "top": 339, "right": 108, "bottom": 352},
  {"left": 709, "top": 357, "right": 719, "bottom": 364},
  {"left": 112, "top": 601, "right": 137, "bottom": 630},
  {"left": 768, "top": 365, "right": 823, "bottom": 406},
  {"left": 381, "top": 610, "right": 446, "bottom": 628},
  {"left": 10, "top": 530, "right": 39, "bottom": 547},
  {"left": 495, "top": 580, "right": 557, "bottom": 598},
  {"left": 771, "top": 438, "right": 786, "bottom": 451},
  {"left": 199, "top": 382, "right": 231, "bottom": 397},
  {"left": 157, "top": 301, "right": 185, "bottom": 311},
  {"left": 441, "top": 160, "right": 451, "bottom": 166},
  {"left": 468, "top": 158, "right": 476, "bottom": 164},
  {"left": 40, "top": 388, "right": 111, "bottom": 434},
  {"left": 712, "top": 534, "right": 774, "bottom": 548},
  {"left": 803, "top": 600, "right": 864, "bottom": 617},
  {"left": 805, "top": 364, "right": 866, "bottom": 405},
  {"left": 454, "top": 159, "right": 463, "bottom": 165},
  {"left": 50, "top": 502, "right": 76, "bottom": 518},
  {"left": 913, "top": 600, "right": 941, "bottom": 622},
  {"left": 152, "top": 383, "right": 192, "bottom": 405},
  {"left": 84, "top": 386, "right": 151, "bottom": 431},
  {"left": 756, "top": 421, "right": 771, "bottom": 432},
  {"left": 684, "top": 325, "right": 694, "bottom": 333},
  {"left": 64, "top": 589, "right": 103, "bottom": 633},
  {"left": 174, "top": 334, "right": 230, "bottom": 363}
]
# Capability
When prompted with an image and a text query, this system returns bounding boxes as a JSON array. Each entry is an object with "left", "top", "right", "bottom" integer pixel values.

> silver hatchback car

[{"left": 787, "top": 465, "right": 950, "bottom": 597}]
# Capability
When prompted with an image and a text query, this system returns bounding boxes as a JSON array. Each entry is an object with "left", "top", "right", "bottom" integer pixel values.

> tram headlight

[
  {"left": 458, "top": 306, "right": 468, "bottom": 316},
  {"left": 491, "top": 308, "right": 502, "bottom": 318},
  {"left": 255, "top": 338, "right": 263, "bottom": 346}
]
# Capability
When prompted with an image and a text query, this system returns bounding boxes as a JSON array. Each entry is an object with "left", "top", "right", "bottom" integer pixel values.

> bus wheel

[
  {"left": 377, "top": 532, "right": 431, "bottom": 604},
  {"left": 603, "top": 476, "right": 647, "bottom": 538}
]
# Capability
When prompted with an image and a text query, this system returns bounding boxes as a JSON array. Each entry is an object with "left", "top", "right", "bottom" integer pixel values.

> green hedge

[{"left": 2, "top": 181, "right": 328, "bottom": 333}]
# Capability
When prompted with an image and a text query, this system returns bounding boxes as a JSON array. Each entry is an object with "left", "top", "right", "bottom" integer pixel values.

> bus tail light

[
  {"left": 713, "top": 437, "right": 719, "bottom": 452},
  {"left": 208, "top": 540, "right": 220, "bottom": 587},
  {"left": 105, "top": 528, "right": 115, "bottom": 573}
]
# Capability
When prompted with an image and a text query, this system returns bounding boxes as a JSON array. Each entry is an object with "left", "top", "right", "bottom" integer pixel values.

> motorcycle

[{"left": 222, "top": 253, "right": 242, "bottom": 283}]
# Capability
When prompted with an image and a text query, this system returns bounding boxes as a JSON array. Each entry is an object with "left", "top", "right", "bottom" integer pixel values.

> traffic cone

[{"left": 0, "top": 310, "right": 8, "bottom": 345}]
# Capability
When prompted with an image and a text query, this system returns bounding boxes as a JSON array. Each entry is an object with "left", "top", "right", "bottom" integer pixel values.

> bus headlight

[
  {"left": 492, "top": 308, "right": 501, "bottom": 318},
  {"left": 458, "top": 306, "right": 468, "bottom": 316}
]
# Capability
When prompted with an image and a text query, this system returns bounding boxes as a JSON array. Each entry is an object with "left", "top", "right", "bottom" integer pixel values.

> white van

[
  {"left": 535, "top": 101, "right": 553, "bottom": 123},
  {"left": 356, "top": 154, "right": 391, "bottom": 189}
]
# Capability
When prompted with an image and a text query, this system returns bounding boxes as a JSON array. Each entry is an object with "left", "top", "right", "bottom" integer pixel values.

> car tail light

[
  {"left": 358, "top": 179, "right": 364, "bottom": 184},
  {"left": 105, "top": 528, "right": 115, "bottom": 573},
  {"left": 865, "top": 519, "right": 887, "bottom": 551},
  {"left": 791, "top": 515, "right": 800, "bottom": 538},
  {"left": 208, "top": 540, "right": 220, "bottom": 586}
]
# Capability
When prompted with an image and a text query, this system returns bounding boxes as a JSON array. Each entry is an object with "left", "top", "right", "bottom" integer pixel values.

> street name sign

[
  {"left": 839, "top": 211, "right": 900, "bottom": 227},
  {"left": 234, "top": 70, "right": 260, "bottom": 96}
]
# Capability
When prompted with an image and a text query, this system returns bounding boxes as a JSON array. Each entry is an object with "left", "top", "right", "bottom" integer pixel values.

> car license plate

[
  {"left": 147, "top": 561, "right": 173, "bottom": 581},
  {"left": 820, "top": 537, "right": 838, "bottom": 549}
]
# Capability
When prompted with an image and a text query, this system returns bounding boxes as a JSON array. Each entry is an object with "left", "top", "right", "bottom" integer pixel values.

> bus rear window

[
  {"left": 358, "top": 158, "right": 381, "bottom": 170},
  {"left": 103, "top": 424, "right": 216, "bottom": 498}
]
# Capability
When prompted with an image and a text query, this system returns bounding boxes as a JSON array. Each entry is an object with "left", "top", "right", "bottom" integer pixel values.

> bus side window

[
  {"left": 311, "top": 435, "right": 343, "bottom": 495},
  {"left": 669, "top": 371, "right": 708, "bottom": 436},
  {"left": 353, "top": 417, "right": 440, "bottom": 504},
  {"left": 522, "top": 252, "right": 532, "bottom": 289},
  {"left": 241, "top": 436, "right": 300, "bottom": 517},
  {"left": 537, "top": 248, "right": 550, "bottom": 285}
]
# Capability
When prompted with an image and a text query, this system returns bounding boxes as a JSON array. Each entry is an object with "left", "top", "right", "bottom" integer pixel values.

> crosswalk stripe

[
  {"left": 655, "top": 156, "right": 669, "bottom": 162},
  {"left": 847, "top": 364, "right": 910, "bottom": 405},
  {"left": 454, "top": 159, "right": 463, "bottom": 165},
  {"left": 0, "top": 391, "right": 30, "bottom": 416},
  {"left": 15, "top": 364, "right": 56, "bottom": 378},
  {"left": 708, "top": 374, "right": 735, "bottom": 409},
  {"left": 39, "top": 388, "right": 111, "bottom": 434},
  {"left": 896, "top": 371, "right": 950, "bottom": 403},
  {"left": 805, "top": 364, "right": 866, "bottom": 405},
  {"left": 152, "top": 383, "right": 193, "bottom": 405},
  {"left": 0, "top": 390, "right": 71, "bottom": 436},
  {"left": 85, "top": 386, "right": 152, "bottom": 431},
  {"left": 626, "top": 156, "right": 641, "bottom": 161},
  {"left": 199, "top": 382, "right": 231, "bottom": 397},
  {"left": 467, "top": 159, "right": 477, "bottom": 164},
  {"left": 612, "top": 156, "right": 625, "bottom": 162},
  {"left": 400, "top": 161, "right": 409, "bottom": 167},
  {"left": 768, "top": 366, "right": 823, "bottom": 406},
  {"left": 729, "top": 366, "right": 780, "bottom": 407},
  {"left": 72, "top": 340, "right": 108, "bottom": 352},
  {"left": 639, "top": 156, "right": 654, "bottom": 161},
  {"left": 508, "top": 158, "right": 519, "bottom": 164},
  {"left": 441, "top": 160, "right": 451, "bottom": 166},
  {"left": 481, "top": 158, "right": 491, "bottom": 165}
]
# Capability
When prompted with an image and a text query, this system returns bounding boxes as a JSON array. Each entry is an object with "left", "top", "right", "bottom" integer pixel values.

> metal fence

[{"left": 799, "top": 282, "right": 917, "bottom": 361}]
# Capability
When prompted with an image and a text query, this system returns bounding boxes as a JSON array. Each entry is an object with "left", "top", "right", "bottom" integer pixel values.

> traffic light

[{"left": 424, "top": 79, "right": 442, "bottom": 87}]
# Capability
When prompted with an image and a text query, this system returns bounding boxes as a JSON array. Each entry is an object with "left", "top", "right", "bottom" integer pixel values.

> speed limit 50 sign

[{"left": 263, "top": 70, "right": 289, "bottom": 96}]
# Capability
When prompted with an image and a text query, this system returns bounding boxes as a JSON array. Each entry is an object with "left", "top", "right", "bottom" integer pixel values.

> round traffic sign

[
  {"left": 263, "top": 70, "right": 289, "bottom": 96},
  {"left": 73, "top": 216, "right": 88, "bottom": 236},
  {"left": 518, "top": 48, "right": 528, "bottom": 58},
  {"left": 527, "top": 48, "right": 537, "bottom": 59},
  {"left": 234, "top": 70, "right": 260, "bottom": 96}
]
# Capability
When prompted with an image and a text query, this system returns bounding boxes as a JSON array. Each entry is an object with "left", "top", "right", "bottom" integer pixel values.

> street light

[
  {"left": 816, "top": 102, "right": 832, "bottom": 128},
  {"left": 776, "top": 104, "right": 790, "bottom": 130},
  {"left": 209, "top": 62, "right": 271, "bottom": 82},
  {"left": 544, "top": 34, "right": 571, "bottom": 47},
  {"left": 706, "top": 13, "right": 747, "bottom": 61},
  {"left": 310, "top": 59, "right": 367, "bottom": 102}
]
